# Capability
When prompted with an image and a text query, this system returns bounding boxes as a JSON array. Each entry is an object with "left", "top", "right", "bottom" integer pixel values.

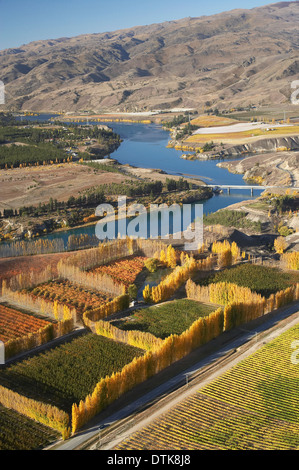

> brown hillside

[{"left": 1, "top": 2, "right": 299, "bottom": 112}]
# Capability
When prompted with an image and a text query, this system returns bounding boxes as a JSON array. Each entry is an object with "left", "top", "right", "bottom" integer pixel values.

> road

[{"left": 50, "top": 300, "right": 299, "bottom": 451}]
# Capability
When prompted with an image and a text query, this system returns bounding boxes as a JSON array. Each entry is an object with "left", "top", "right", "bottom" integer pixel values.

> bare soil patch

[{"left": 0, "top": 163, "right": 128, "bottom": 210}]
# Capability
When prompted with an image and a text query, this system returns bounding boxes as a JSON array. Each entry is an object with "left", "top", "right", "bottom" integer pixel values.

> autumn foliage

[
  {"left": 93, "top": 320, "right": 163, "bottom": 351},
  {"left": 274, "top": 236, "right": 288, "bottom": 254},
  {"left": 186, "top": 278, "right": 299, "bottom": 331},
  {"left": 143, "top": 255, "right": 198, "bottom": 303},
  {"left": 72, "top": 306, "right": 224, "bottom": 434},
  {"left": 211, "top": 240, "right": 241, "bottom": 267},
  {"left": 282, "top": 251, "right": 299, "bottom": 270},
  {"left": 0, "top": 385, "right": 70, "bottom": 437},
  {"left": 57, "top": 238, "right": 166, "bottom": 295}
]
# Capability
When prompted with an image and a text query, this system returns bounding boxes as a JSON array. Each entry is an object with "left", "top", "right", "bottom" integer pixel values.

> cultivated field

[
  {"left": 201, "top": 264, "right": 299, "bottom": 297},
  {"left": 23, "top": 279, "right": 113, "bottom": 315},
  {"left": 0, "top": 333, "right": 144, "bottom": 412},
  {"left": 0, "top": 303, "right": 52, "bottom": 343},
  {"left": 190, "top": 115, "right": 239, "bottom": 127},
  {"left": 88, "top": 255, "right": 147, "bottom": 288},
  {"left": 116, "top": 322, "right": 299, "bottom": 450},
  {"left": 186, "top": 124, "right": 299, "bottom": 145},
  {"left": 0, "top": 250, "right": 73, "bottom": 283},
  {"left": 0, "top": 404, "right": 59, "bottom": 450},
  {"left": 114, "top": 299, "right": 217, "bottom": 339}
]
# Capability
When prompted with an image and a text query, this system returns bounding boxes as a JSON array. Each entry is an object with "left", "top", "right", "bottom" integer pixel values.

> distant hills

[{"left": 1, "top": 1, "right": 299, "bottom": 112}]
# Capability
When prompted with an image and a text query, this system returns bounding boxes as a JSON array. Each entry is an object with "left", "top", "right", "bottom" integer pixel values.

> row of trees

[
  {"left": 282, "top": 251, "right": 299, "bottom": 270},
  {"left": 2, "top": 268, "right": 78, "bottom": 323},
  {"left": 0, "top": 239, "right": 65, "bottom": 259},
  {"left": 91, "top": 180, "right": 164, "bottom": 198},
  {"left": 16, "top": 192, "right": 105, "bottom": 218},
  {"left": 57, "top": 260, "right": 126, "bottom": 297},
  {"left": 211, "top": 240, "right": 241, "bottom": 267},
  {"left": 3, "top": 265, "right": 56, "bottom": 292},
  {"left": 0, "top": 144, "right": 67, "bottom": 169},
  {"left": 0, "top": 384, "right": 70, "bottom": 438},
  {"left": 186, "top": 279, "right": 299, "bottom": 316},
  {"left": 143, "top": 255, "right": 198, "bottom": 304},
  {"left": 143, "top": 250, "right": 220, "bottom": 305},
  {"left": 93, "top": 320, "right": 163, "bottom": 351},
  {"left": 186, "top": 280, "right": 265, "bottom": 306},
  {"left": 0, "top": 234, "right": 101, "bottom": 259},
  {"left": 83, "top": 294, "right": 130, "bottom": 325},
  {"left": 224, "top": 284, "right": 299, "bottom": 330},
  {"left": 59, "top": 238, "right": 166, "bottom": 291},
  {"left": 84, "top": 177, "right": 192, "bottom": 200},
  {"left": 4, "top": 318, "right": 74, "bottom": 360}
]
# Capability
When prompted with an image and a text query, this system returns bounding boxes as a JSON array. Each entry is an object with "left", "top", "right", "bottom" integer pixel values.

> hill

[{"left": 1, "top": 2, "right": 299, "bottom": 112}]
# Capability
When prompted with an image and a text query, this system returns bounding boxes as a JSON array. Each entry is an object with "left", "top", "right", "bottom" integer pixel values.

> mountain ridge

[{"left": 1, "top": 1, "right": 299, "bottom": 112}]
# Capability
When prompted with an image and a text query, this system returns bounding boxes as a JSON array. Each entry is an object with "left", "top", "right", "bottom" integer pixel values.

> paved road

[{"left": 50, "top": 301, "right": 299, "bottom": 451}]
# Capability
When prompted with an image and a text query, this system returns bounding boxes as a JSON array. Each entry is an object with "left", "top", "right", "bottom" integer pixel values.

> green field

[
  {"left": 203, "top": 209, "right": 262, "bottom": 232},
  {"left": 0, "top": 333, "right": 143, "bottom": 412},
  {"left": 114, "top": 299, "right": 216, "bottom": 339},
  {"left": 200, "top": 264, "right": 299, "bottom": 297},
  {"left": 116, "top": 322, "right": 299, "bottom": 450},
  {"left": 0, "top": 404, "right": 58, "bottom": 450}
]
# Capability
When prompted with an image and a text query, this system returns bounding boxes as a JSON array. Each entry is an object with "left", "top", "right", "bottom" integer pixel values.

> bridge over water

[{"left": 206, "top": 185, "right": 299, "bottom": 196}]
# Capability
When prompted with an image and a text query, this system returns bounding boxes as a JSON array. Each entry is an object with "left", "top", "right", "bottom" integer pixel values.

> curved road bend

[{"left": 50, "top": 301, "right": 299, "bottom": 451}]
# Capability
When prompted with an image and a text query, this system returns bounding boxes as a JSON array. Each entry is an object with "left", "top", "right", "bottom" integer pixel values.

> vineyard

[
  {"left": 200, "top": 264, "right": 299, "bottom": 297},
  {"left": 114, "top": 299, "right": 216, "bottom": 339},
  {"left": 0, "top": 333, "right": 144, "bottom": 412},
  {"left": 0, "top": 303, "right": 52, "bottom": 343},
  {"left": 116, "top": 323, "right": 299, "bottom": 450},
  {"left": 23, "top": 279, "right": 112, "bottom": 315},
  {"left": 0, "top": 404, "right": 59, "bottom": 450},
  {"left": 88, "top": 256, "right": 147, "bottom": 288}
]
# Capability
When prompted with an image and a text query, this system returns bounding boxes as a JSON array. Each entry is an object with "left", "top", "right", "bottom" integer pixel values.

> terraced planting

[
  {"left": 113, "top": 299, "right": 216, "bottom": 339},
  {"left": 200, "top": 264, "right": 299, "bottom": 297},
  {"left": 0, "top": 333, "right": 144, "bottom": 412},
  {"left": 88, "top": 256, "right": 147, "bottom": 288},
  {"left": 23, "top": 279, "right": 112, "bottom": 315},
  {"left": 0, "top": 404, "right": 59, "bottom": 450},
  {"left": 0, "top": 303, "right": 52, "bottom": 343},
  {"left": 116, "top": 323, "right": 299, "bottom": 450}
]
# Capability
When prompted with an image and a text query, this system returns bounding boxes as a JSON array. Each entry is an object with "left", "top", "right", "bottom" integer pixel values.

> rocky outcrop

[
  {"left": 223, "top": 136, "right": 299, "bottom": 156},
  {"left": 218, "top": 150, "right": 299, "bottom": 187}
]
